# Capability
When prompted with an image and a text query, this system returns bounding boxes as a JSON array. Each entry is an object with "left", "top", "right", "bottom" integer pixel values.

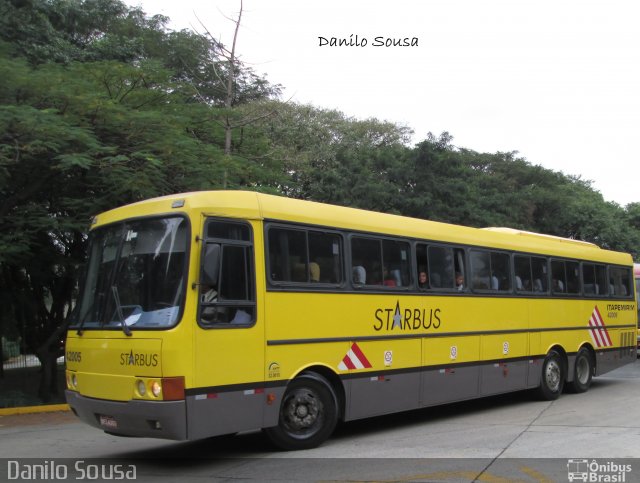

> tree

[
  {"left": 253, "top": 101, "right": 412, "bottom": 201},
  {"left": 1, "top": 0, "right": 289, "bottom": 402},
  {"left": 187, "top": 0, "right": 282, "bottom": 189}
]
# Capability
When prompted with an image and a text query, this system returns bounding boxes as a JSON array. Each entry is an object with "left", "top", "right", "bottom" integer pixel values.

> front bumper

[{"left": 66, "top": 390, "right": 187, "bottom": 440}]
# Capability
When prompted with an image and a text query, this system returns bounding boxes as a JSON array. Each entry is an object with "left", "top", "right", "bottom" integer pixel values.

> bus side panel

[
  {"left": 421, "top": 366, "right": 480, "bottom": 406},
  {"left": 421, "top": 336, "right": 480, "bottom": 405},
  {"left": 344, "top": 339, "right": 421, "bottom": 420},
  {"left": 479, "top": 333, "right": 528, "bottom": 395}
]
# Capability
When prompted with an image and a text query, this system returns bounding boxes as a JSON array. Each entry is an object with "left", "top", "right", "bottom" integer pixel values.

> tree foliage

[{"left": 0, "top": 0, "right": 282, "bottom": 400}]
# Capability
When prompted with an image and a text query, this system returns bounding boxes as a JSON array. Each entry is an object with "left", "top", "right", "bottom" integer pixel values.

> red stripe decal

[
  {"left": 350, "top": 343, "right": 372, "bottom": 368},
  {"left": 342, "top": 356, "right": 356, "bottom": 370}
]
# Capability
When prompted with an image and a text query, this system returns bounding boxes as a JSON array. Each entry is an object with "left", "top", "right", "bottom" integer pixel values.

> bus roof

[{"left": 93, "top": 190, "right": 633, "bottom": 266}]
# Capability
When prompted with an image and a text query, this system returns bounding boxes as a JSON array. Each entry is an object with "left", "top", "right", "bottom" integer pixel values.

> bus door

[{"left": 189, "top": 218, "right": 264, "bottom": 439}]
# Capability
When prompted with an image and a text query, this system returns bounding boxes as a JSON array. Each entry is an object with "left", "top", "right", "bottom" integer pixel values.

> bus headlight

[
  {"left": 136, "top": 379, "right": 146, "bottom": 397},
  {"left": 151, "top": 381, "right": 162, "bottom": 398}
]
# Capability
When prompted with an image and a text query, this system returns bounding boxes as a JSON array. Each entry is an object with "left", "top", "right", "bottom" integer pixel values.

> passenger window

[
  {"left": 470, "top": 250, "right": 511, "bottom": 291},
  {"left": 427, "top": 246, "right": 465, "bottom": 291},
  {"left": 609, "top": 266, "right": 631, "bottom": 297},
  {"left": 268, "top": 227, "right": 342, "bottom": 284},
  {"left": 515, "top": 256, "right": 547, "bottom": 293},
  {"left": 583, "top": 263, "right": 607, "bottom": 296},
  {"left": 351, "top": 237, "right": 410, "bottom": 288}
]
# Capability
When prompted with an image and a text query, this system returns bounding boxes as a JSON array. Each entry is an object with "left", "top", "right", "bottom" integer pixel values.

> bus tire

[
  {"left": 568, "top": 347, "right": 593, "bottom": 393},
  {"left": 536, "top": 350, "right": 565, "bottom": 400},
  {"left": 265, "top": 372, "right": 338, "bottom": 450}
]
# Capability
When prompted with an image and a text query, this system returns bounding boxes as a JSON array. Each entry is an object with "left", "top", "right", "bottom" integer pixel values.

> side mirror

[{"left": 201, "top": 243, "right": 220, "bottom": 286}]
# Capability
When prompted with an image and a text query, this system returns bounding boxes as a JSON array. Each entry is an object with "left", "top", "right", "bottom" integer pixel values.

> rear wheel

[
  {"left": 265, "top": 373, "right": 338, "bottom": 450},
  {"left": 568, "top": 348, "right": 593, "bottom": 393},
  {"left": 536, "top": 350, "right": 565, "bottom": 400}
]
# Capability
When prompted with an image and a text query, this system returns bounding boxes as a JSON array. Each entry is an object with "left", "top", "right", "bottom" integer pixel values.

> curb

[{"left": 0, "top": 404, "right": 69, "bottom": 416}]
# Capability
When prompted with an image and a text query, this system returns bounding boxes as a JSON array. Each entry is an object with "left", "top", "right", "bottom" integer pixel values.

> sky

[{"left": 125, "top": 0, "right": 640, "bottom": 207}]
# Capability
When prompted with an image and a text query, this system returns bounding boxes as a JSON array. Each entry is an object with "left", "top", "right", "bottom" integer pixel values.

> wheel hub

[
  {"left": 284, "top": 391, "right": 321, "bottom": 432},
  {"left": 546, "top": 361, "right": 561, "bottom": 391},
  {"left": 576, "top": 357, "right": 589, "bottom": 384}
]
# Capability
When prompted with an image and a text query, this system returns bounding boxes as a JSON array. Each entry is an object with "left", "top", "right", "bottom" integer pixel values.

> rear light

[{"left": 161, "top": 377, "right": 185, "bottom": 401}]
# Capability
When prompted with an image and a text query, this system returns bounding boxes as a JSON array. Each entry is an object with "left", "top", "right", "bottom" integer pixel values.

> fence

[{"left": 1, "top": 337, "right": 66, "bottom": 408}]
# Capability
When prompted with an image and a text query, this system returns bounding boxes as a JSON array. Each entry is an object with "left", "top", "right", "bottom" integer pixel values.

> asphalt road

[{"left": 2, "top": 360, "right": 640, "bottom": 482}]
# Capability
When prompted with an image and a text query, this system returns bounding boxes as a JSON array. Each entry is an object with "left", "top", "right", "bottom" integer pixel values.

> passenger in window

[
  {"left": 515, "top": 276, "right": 523, "bottom": 290},
  {"left": 610, "top": 279, "right": 627, "bottom": 296},
  {"left": 309, "top": 262, "right": 320, "bottom": 282},
  {"left": 418, "top": 270, "right": 429, "bottom": 289},
  {"left": 533, "top": 278, "right": 544, "bottom": 292},
  {"left": 455, "top": 272, "right": 464, "bottom": 291},
  {"left": 201, "top": 283, "right": 224, "bottom": 323},
  {"left": 352, "top": 265, "right": 366, "bottom": 284},
  {"left": 202, "top": 284, "right": 218, "bottom": 303},
  {"left": 230, "top": 308, "right": 252, "bottom": 324},
  {"left": 383, "top": 267, "right": 397, "bottom": 287},
  {"left": 491, "top": 274, "right": 499, "bottom": 290},
  {"left": 552, "top": 279, "right": 564, "bottom": 292}
]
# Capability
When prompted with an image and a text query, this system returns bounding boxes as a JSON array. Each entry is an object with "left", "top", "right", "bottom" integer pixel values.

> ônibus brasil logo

[{"left": 567, "top": 459, "right": 632, "bottom": 482}]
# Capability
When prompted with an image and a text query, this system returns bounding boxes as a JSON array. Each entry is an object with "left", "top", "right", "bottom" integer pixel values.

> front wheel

[
  {"left": 568, "top": 348, "right": 593, "bottom": 393},
  {"left": 536, "top": 350, "right": 565, "bottom": 400},
  {"left": 264, "top": 373, "right": 338, "bottom": 450}
]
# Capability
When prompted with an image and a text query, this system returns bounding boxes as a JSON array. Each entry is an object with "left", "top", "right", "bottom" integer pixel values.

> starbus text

[{"left": 373, "top": 305, "right": 441, "bottom": 331}]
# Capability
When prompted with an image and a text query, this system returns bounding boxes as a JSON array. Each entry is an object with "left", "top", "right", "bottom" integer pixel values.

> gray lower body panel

[
  {"left": 186, "top": 386, "right": 286, "bottom": 440},
  {"left": 345, "top": 371, "right": 420, "bottom": 420},
  {"left": 422, "top": 365, "right": 480, "bottom": 406},
  {"left": 344, "top": 348, "right": 635, "bottom": 422},
  {"left": 594, "top": 346, "right": 636, "bottom": 376}
]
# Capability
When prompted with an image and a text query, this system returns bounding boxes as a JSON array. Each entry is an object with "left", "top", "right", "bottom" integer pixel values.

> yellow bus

[
  {"left": 635, "top": 263, "right": 640, "bottom": 352},
  {"left": 65, "top": 191, "right": 637, "bottom": 449}
]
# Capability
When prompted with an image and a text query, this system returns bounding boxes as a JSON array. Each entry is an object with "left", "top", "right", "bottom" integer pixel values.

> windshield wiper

[
  {"left": 76, "top": 300, "right": 95, "bottom": 336},
  {"left": 111, "top": 286, "right": 132, "bottom": 336}
]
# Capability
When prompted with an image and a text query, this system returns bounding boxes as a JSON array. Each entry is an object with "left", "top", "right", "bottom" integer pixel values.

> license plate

[{"left": 99, "top": 415, "right": 118, "bottom": 429}]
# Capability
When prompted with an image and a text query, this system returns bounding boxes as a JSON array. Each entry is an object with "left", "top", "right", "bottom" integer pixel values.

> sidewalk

[{"left": 0, "top": 408, "right": 75, "bottom": 428}]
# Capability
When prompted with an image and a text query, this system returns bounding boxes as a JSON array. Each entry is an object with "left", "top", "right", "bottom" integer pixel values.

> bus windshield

[{"left": 71, "top": 216, "right": 189, "bottom": 332}]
